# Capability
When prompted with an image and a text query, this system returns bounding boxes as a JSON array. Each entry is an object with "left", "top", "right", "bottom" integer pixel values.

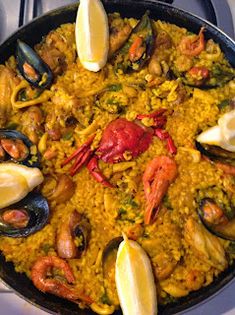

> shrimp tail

[{"left": 144, "top": 178, "right": 169, "bottom": 224}]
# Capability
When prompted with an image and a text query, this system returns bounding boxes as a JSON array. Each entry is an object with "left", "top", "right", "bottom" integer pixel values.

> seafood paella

[{"left": 0, "top": 1, "right": 235, "bottom": 314}]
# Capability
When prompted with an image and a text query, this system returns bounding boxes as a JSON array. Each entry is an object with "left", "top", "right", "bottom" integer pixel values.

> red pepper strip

[
  {"left": 136, "top": 108, "right": 167, "bottom": 120},
  {"left": 166, "top": 136, "right": 177, "bottom": 154},
  {"left": 129, "top": 36, "right": 143, "bottom": 62},
  {"left": 154, "top": 129, "right": 169, "bottom": 140},
  {"left": 87, "top": 156, "right": 114, "bottom": 188},
  {"left": 61, "top": 135, "right": 95, "bottom": 167},
  {"left": 70, "top": 148, "right": 93, "bottom": 176}
]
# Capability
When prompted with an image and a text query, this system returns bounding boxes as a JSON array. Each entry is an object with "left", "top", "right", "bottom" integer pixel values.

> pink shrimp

[
  {"left": 143, "top": 156, "right": 177, "bottom": 224},
  {"left": 31, "top": 256, "right": 92, "bottom": 304}
]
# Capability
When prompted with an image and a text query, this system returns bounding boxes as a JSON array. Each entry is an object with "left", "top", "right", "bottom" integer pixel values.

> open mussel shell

[
  {"left": 102, "top": 236, "right": 123, "bottom": 273},
  {"left": 172, "top": 64, "right": 235, "bottom": 89},
  {"left": 0, "top": 129, "right": 40, "bottom": 167},
  {"left": 0, "top": 192, "right": 49, "bottom": 238},
  {"left": 74, "top": 216, "right": 91, "bottom": 253},
  {"left": 16, "top": 40, "right": 53, "bottom": 89},
  {"left": 56, "top": 211, "right": 91, "bottom": 259},
  {"left": 115, "top": 11, "right": 155, "bottom": 73},
  {"left": 195, "top": 141, "right": 235, "bottom": 166},
  {"left": 198, "top": 198, "right": 235, "bottom": 241},
  {"left": 101, "top": 236, "right": 123, "bottom": 304}
]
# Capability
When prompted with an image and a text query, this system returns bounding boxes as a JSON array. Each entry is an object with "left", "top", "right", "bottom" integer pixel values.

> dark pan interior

[{"left": 0, "top": 1, "right": 235, "bottom": 314}]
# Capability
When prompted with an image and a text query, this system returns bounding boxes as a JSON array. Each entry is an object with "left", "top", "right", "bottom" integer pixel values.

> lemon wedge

[
  {"left": 115, "top": 234, "right": 157, "bottom": 315},
  {"left": 75, "top": 0, "right": 109, "bottom": 72},
  {"left": 0, "top": 163, "right": 44, "bottom": 208},
  {"left": 197, "top": 110, "right": 235, "bottom": 152}
]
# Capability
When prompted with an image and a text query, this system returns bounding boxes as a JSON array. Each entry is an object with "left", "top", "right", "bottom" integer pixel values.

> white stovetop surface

[
  {"left": 228, "top": 0, "right": 235, "bottom": 27},
  {"left": 0, "top": 0, "right": 235, "bottom": 314}
]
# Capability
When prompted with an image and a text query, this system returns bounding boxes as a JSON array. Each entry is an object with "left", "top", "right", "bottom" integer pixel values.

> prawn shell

[
  {"left": 115, "top": 11, "right": 155, "bottom": 73},
  {"left": 0, "top": 129, "right": 40, "bottom": 168},
  {"left": 16, "top": 40, "right": 53, "bottom": 89},
  {"left": 0, "top": 192, "right": 49, "bottom": 238},
  {"left": 198, "top": 198, "right": 235, "bottom": 241}
]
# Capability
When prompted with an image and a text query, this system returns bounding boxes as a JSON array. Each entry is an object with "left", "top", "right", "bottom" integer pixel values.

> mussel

[
  {"left": 172, "top": 63, "right": 235, "bottom": 89},
  {"left": 195, "top": 141, "right": 235, "bottom": 166},
  {"left": 102, "top": 236, "right": 123, "bottom": 269},
  {"left": 0, "top": 129, "right": 40, "bottom": 167},
  {"left": 0, "top": 192, "right": 49, "bottom": 238},
  {"left": 114, "top": 11, "right": 155, "bottom": 73},
  {"left": 101, "top": 237, "right": 123, "bottom": 304},
  {"left": 198, "top": 197, "right": 235, "bottom": 241},
  {"left": 56, "top": 210, "right": 91, "bottom": 259},
  {"left": 16, "top": 40, "right": 53, "bottom": 89}
]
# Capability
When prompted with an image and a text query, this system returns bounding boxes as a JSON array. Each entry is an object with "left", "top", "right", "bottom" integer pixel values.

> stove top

[{"left": 0, "top": 0, "right": 234, "bottom": 314}]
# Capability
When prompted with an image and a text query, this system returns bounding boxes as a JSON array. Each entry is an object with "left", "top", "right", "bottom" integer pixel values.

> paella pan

[{"left": 0, "top": 1, "right": 235, "bottom": 314}]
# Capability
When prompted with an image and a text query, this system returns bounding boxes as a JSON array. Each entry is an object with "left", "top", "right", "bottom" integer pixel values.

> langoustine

[
  {"left": 31, "top": 255, "right": 92, "bottom": 304},
  {"left": 143, "top": 156, "right": 177, "bottom": 224}
]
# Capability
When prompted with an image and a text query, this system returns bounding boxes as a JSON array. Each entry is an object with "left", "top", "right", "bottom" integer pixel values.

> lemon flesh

[
  {"left": 197, "top": 110, "right": 235, "bottom": 152},
  {"left": 0, "top": 163, "right": 44, "bottom": 208},
  {"left": 75, "top": 0, "right": 109, "bottom": 72},
  {"left": 218, "top": 110, "right": 235, "bottom": 146},
  {"left": 115, "top": 234, "right": 157, "bottom": 315}
]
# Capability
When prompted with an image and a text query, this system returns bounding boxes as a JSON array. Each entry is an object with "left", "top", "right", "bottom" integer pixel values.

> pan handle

[{"left": 129, "top": 0, "right": 174, "bottom": 3}]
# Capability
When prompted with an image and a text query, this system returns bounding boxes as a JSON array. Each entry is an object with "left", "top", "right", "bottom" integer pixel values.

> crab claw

[{"left": 87, "top": 156, "right": 114, "bottom": 188}]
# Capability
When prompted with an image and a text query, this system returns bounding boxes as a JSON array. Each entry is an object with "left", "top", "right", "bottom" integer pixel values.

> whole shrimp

[
  {"left": 31, "top": 256, "right": 92, "bottom": 304},
  {"left": 143, "top": 156, "right": 177, "bottom": 224}
]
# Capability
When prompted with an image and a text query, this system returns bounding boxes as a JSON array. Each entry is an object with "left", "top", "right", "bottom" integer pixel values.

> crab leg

[
  {"left": 136, "top": 108, "right": 168, "bottom": 129},
  {"left": 154, "top": 129, "right": 177, "bottom": 154},
  {"left": 70, "top": 148, "right": 93, "bottom": 176},
  {"left": 87, "top": 156, "right": 114, "bottom": 188},
  {"left": 61, "top": 135, "right": 95, "bottom": 167},
  {"left": 136, "top": 108, "right": 167, "bottom": 120}
]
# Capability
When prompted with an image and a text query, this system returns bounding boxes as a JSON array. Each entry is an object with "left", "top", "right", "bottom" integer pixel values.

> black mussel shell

[
  {"left": 0, "top": 129, "right": 40, "bottom": 167},
  {"left": 115, "top": 11, "right": 155, "bottom": 73},
  {"left": 56, "top": 211, "right": 91, "bottom": 259},
  {"left": 198, "top": 198, "right": 235, "bottom": 241},
  {"left": 101, "top": 236, "right": 123, "bottom": 303},
  {"left": 16, "top": 40, "right": 53, "bottom": 89},
  {"left": 74, "top": 216, "right": 91, "bottom": 253},
  {"left": 195, "top": 141, "right": 235, "bottom": 167},
  {"left": 172, "top": 64, "right": 235, "bottom": 89},
  {"left": 0, "top": 192, "right": 49, "bottom": 238},
  {"left": 102, "top": 236, "right": 123, "bottom": 272}
]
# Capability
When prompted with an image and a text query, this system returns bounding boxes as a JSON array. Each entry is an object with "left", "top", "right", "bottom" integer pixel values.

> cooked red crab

[
  {"left": 62, "top": 118, "right": 153, "bottom": 187},
  {"left": 96, "top": 118, "right": 153, "bottom": 163},
  {"left": 62, "top": 110, "right": 176, "bottom": 187}
]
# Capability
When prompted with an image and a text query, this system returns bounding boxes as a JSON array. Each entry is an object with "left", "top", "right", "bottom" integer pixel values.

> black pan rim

[{"left": 0, "top": 1, "right": 235, "bottom": 315}]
